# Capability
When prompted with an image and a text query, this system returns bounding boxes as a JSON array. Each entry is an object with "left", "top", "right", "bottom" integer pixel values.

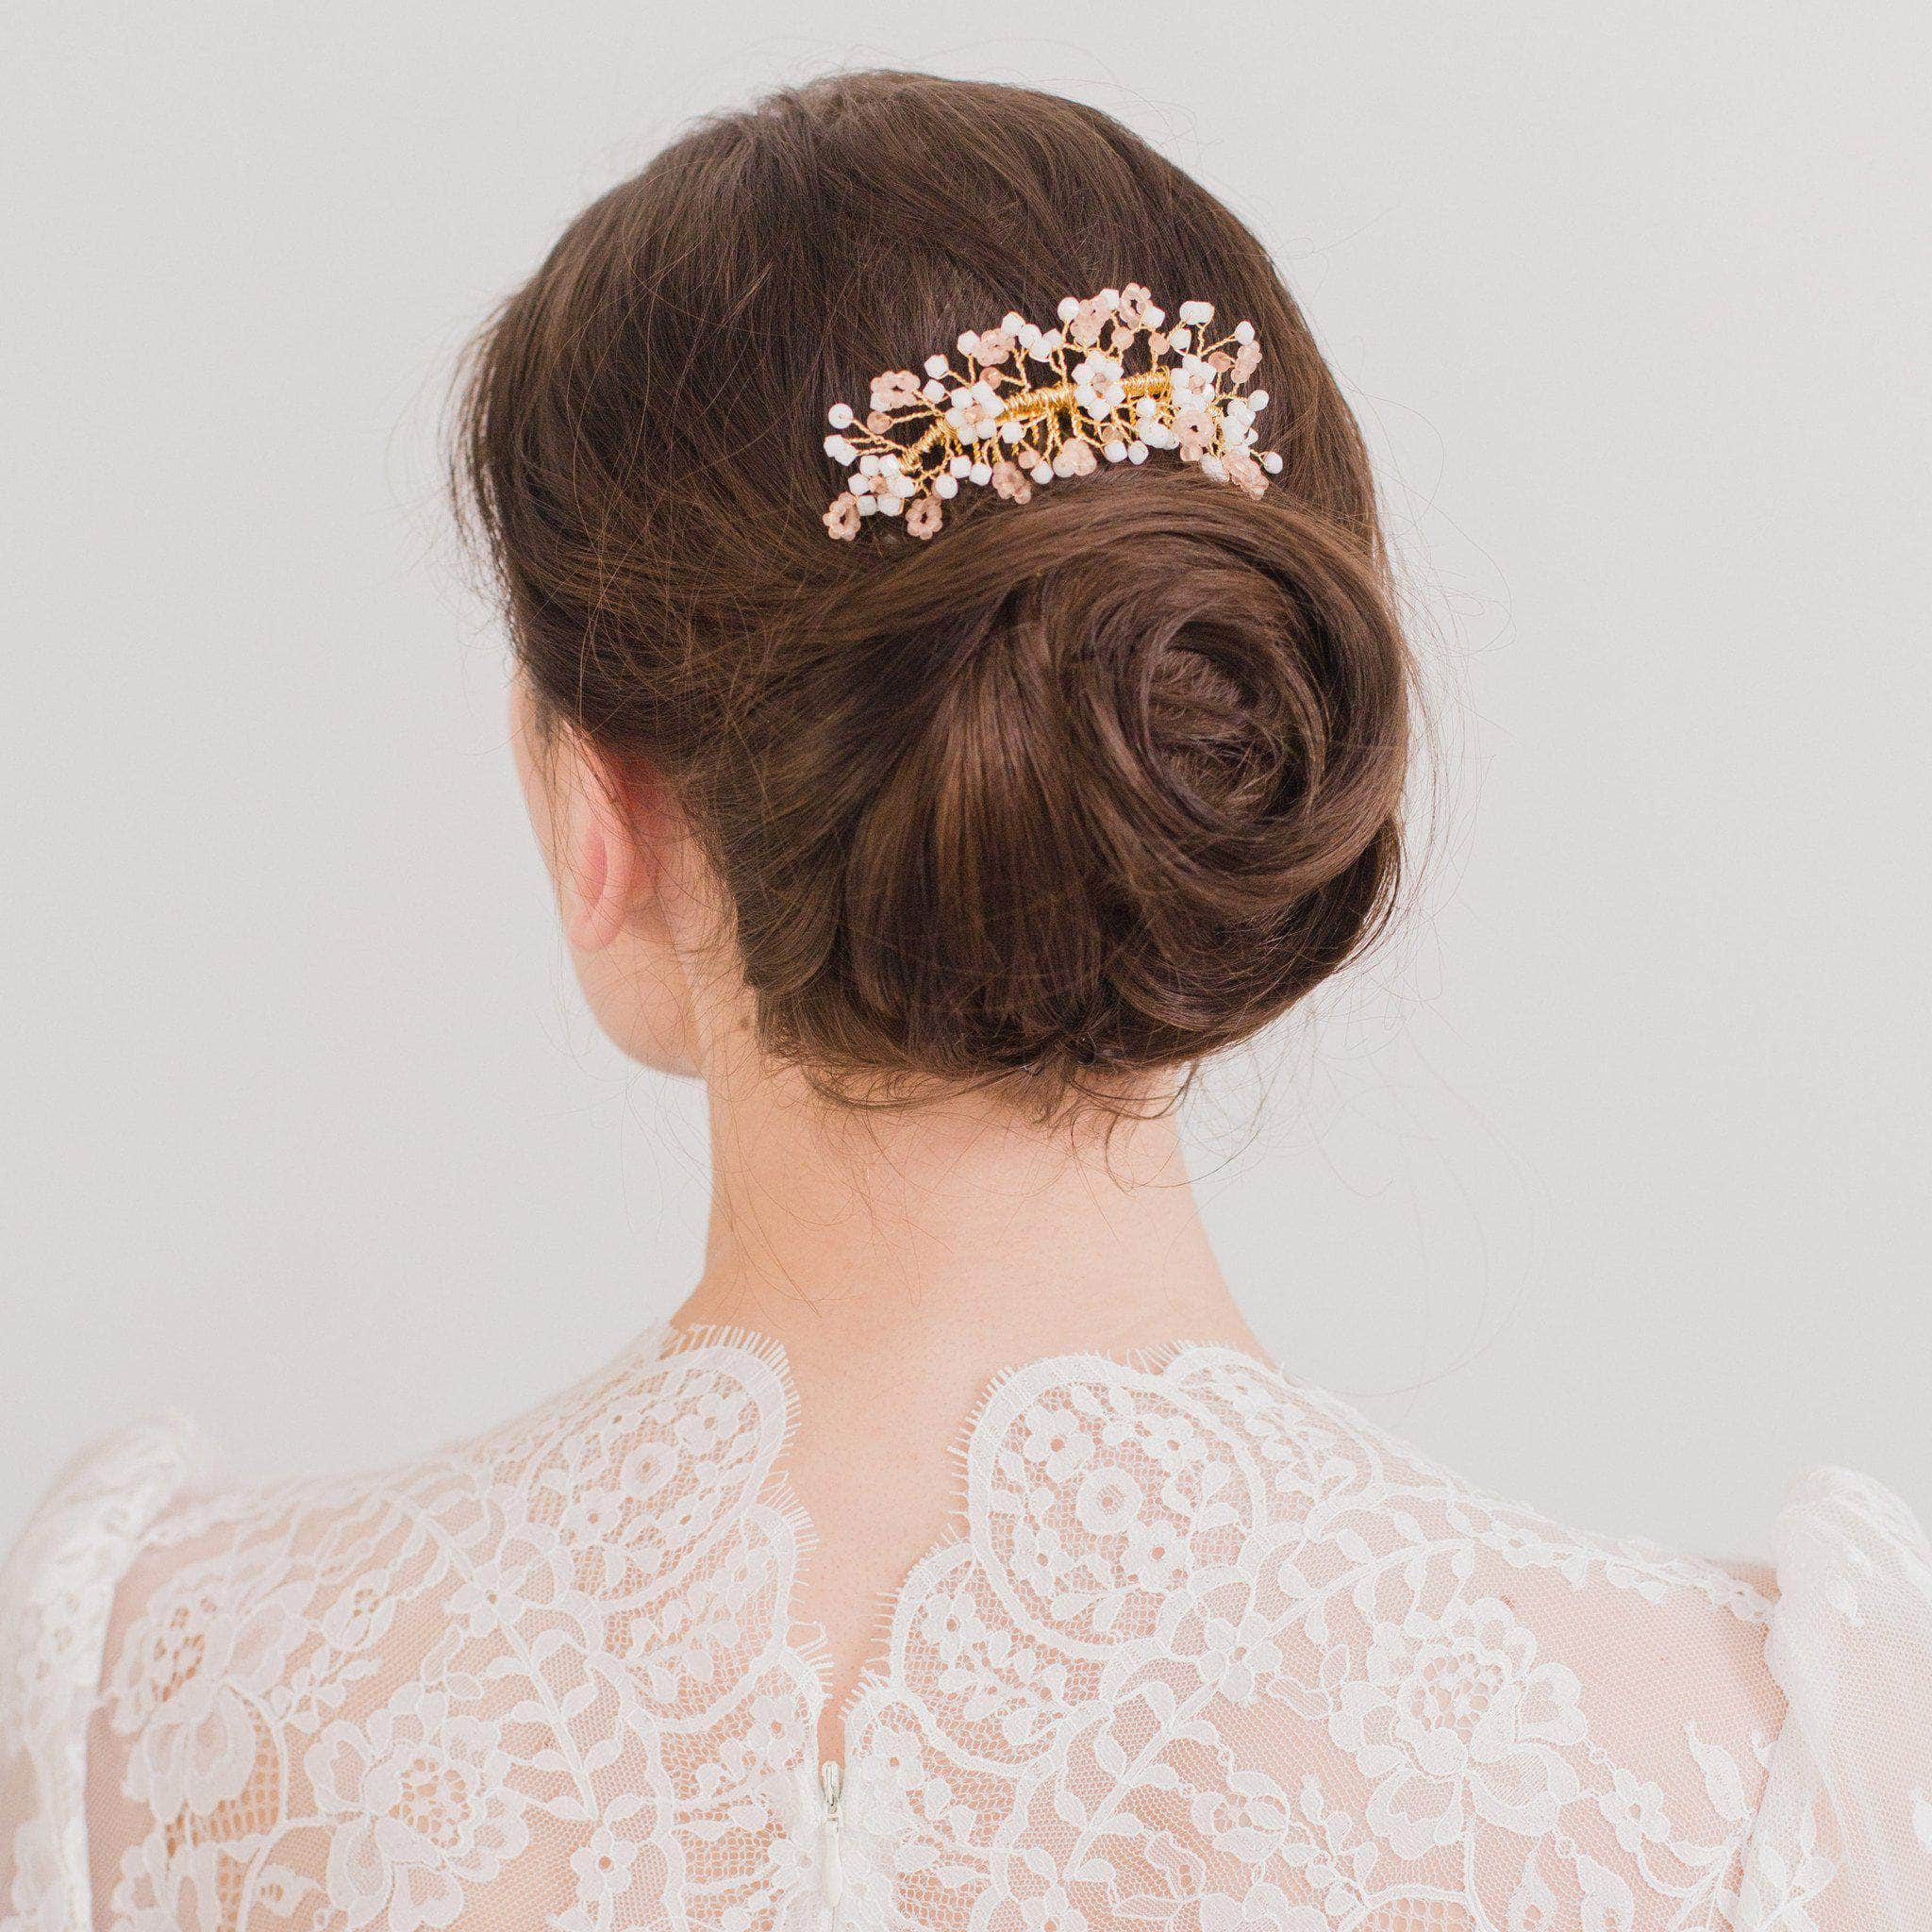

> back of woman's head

[{"left": 460, "top": 70, "right": 1411, "bottom": 1108}]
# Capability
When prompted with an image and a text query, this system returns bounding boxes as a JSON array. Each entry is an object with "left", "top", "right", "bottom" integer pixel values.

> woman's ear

[
  {"left": 559, "top": 753, "right": 641, "bottom": 955},
  {"left": 510, "top": 673, "right": 712, "bottom": 1077},
  {"left": 511, "top": 672, "right": 654, "bottom": 952}
]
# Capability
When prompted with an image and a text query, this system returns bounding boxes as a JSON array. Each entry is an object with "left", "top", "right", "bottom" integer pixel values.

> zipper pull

[{"left": 818, "top": 1758, "right": 844, "bottom": 1918}]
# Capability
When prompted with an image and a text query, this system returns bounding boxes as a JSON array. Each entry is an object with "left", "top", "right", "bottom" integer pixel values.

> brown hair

[{"left": 458, "top": 71, "right": 1410, "bottom": 1108}]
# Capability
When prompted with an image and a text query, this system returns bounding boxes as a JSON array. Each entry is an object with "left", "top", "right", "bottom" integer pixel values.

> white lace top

[{"left": 4, "top": 1327, "right": 1928, "bottom": 1931}]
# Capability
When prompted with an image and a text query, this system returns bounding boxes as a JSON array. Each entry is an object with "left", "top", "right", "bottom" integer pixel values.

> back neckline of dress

[{"left": 645, "top": 1319, "right": 1282, "bottom": 1751}]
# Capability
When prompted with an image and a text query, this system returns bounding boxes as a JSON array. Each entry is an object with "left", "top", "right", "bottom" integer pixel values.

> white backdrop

[{"left": 4, "top": 2, "right": 1927, "bottom": 1557}]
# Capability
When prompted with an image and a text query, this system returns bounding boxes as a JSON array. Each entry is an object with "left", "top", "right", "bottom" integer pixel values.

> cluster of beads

[{"left": 820, "top": 285, "right": 1282, "bottom": 541}]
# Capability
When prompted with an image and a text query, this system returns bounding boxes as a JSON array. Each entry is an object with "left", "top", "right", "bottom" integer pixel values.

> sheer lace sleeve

[
  {"left": 0, "top": 1421, "right": 204, "bottom": 1932},
  {"left": 1741, "top": 1466, "right": 1932, "bottom": 1927}
]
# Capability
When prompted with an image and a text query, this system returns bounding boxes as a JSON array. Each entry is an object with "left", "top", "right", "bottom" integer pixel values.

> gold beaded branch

[{"left": 821, "top": 284, "right": 1279, "bottom": 541}]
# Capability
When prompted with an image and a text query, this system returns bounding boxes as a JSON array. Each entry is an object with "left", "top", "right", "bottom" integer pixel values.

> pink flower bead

[
  {"left": 991, "top": 460, "right": 1033, "bottom": 504},
  {"left": 1175, "top": 408, "right": 1215, "bottom": 461}
]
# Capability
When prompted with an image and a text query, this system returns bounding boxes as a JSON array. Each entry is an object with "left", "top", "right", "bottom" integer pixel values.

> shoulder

[
  {"left": 909, "top": 1347, "right": 1931, "bottom": 1920},
  {"left": 988, "top": 1342, "right": 1785, "bottom": 1627},
  {"left": 1743, "top": 1463, "right": 1932, "bottom": 1924},
  {"left": 0, "top": 1417, "right": 208, "bottom": 1932},
  {"left": 844, "top": 1347, "right": 1792, "bottom": 1923},
  {"left": 77, "top": 1320, "right": 794, "bottom": 1732},
  {"left": 1244, "top": 1361, "right": 1932, "bottom": 1920},
  {"left": 952, "top": 1342, "right": 1790, "bottom": 1752},
  {"left": 1769, "top": 1462, "right": 1932, "bottom": 1613},
  {"left": 1, "top": 1416, "right": 210, "bottom": 1739},
  {"left": 0, "top": 1324, "right": 800, "bottom": 1932}
]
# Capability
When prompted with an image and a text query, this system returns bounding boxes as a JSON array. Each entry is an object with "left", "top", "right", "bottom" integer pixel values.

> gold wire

[{"left": 906, "top": 369, "right": 1174, "bottom": 460}]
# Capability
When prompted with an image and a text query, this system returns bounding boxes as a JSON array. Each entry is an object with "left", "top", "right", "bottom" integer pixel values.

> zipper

[{"left": 818, "top": 1758, "right": 844, "bottom": 1921}]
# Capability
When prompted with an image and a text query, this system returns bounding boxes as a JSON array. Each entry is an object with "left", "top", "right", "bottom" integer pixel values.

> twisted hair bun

[{"left": 460, "top": 72, "right": 1411, "bottom": 1106}]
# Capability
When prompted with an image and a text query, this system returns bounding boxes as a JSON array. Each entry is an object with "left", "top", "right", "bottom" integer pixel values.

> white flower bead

[
  {"left": 949, "top": 455, "right": 973, "bottom": 478},
  {"left": 1178, "top": 299, "right": 1214, "bottom": 325},
  {"left": 924, "top": 354, "right": 949, "bottom": 377},
  {"left": 1002, "top": 311, "right": 1024, "bottom": 334},
  {"left": 923, "top": 379, "right": 947, "bottom": 402},
  {"left": 858, "top": 455, "right": 879, "bottom": 476},
  {"left": 1104, "top": 440, "right": 1127, "bottom": 462},
  {"left": 824, "top": 434, "right": 857, "bottom": 465},
  {"left": 958, "top": 330, "right": 980, "bottom": 357},
  {"left": 1000, "top": 421, "right": 1023, "bottom": 443},
  {"left": 1251, "top": 389, "right": 1270, "bottom": 411},
  {"left": 857, "top": 494, "right": 878, "bottom": 515},
  {"left": 826, "top": 402, "right": 855, "bottom": 429},
  {"left": 1127, "top": 441, "right": 1148, "bottom": 463},
  {"left": 1057, "top": 295, "right": 1079, "bottom": 322},
  {"left": 1170, "top": 326, "right": 1191, "bottom": 352},
  {"left": 1233, "top": 320, "right": 1256, "bottom": 344},
  {"left": 1098, "top": 287, "right": 1120, "bottom": 309},
  {"left": 1145, "top": 305, "right": 1166, "bottom": 328},
  {"left": 1200, "top": 454, "right": 1226, "bottom": 481},
  {"left": 969, "top": 460, "right": 992, "bottom": 486},
  {"left": 879, "top": 493, "right": 904, "bottom": 515},
  {"left": 935, "top": 474, "right": 959, "bottom": 499},
  {"left": 1261, "top": 452, "right": 1284, "bottom": 475},
  {"left": 1030, "top": 460, "right": 1053, "bottom": 485}
]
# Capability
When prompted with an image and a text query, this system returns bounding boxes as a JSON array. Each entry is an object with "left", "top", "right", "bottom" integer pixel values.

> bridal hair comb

[{"left": 820, "top": 285, "right": 1282, "bottom": 541}]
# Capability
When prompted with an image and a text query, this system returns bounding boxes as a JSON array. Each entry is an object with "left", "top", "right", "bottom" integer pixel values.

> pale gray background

[{"left": 5, "top": 3, "right": 1927, "bottom": 1557}]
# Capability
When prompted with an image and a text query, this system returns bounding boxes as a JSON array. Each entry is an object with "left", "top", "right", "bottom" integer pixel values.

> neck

[{"left": 673, "top": 1061, "right": 1260, "bottom": 1400}]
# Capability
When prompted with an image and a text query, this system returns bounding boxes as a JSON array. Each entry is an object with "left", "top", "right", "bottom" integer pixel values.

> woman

[{"left": 3, "top": 70, "right": 1925, "bottom": 1932}]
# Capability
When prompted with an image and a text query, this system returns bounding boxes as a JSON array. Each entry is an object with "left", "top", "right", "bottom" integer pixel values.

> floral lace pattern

[
  {"left": 0, "top": 1420, "right": 204, "bottom": 1932},
  {"left": 3, "top": 1329, "right": 1927, "bottom": 1930}
]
